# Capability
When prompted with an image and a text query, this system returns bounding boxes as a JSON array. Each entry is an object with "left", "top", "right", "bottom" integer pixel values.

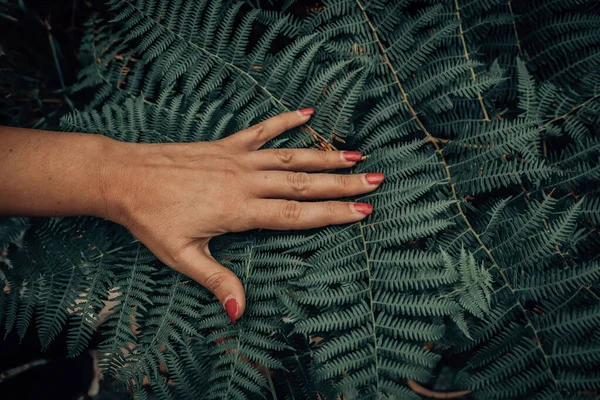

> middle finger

[{"left": 252, "top": 171, "right": 384, "bottom": 200}]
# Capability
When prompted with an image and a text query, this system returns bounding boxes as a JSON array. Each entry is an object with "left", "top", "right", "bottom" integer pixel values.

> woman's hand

[
  {"left": 101, "top": 110, "right": 383, "bottom": 321},
  {"left": 0, "top": 110, "right": 383, "bottom": 322}
]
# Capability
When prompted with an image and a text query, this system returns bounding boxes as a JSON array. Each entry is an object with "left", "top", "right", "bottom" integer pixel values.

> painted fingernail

[
  {"left": 354, "top": 202, "right": 373, "bottom": 215},
  {"left": 298, "top": 108, "right": 315, "bottom": 117},
  {"left": 224, "top": 297, "right": 239, "bottom": 323},
  {"left": 343, "top": 151, "right": 362, "bottom": 162},
  {"left": 365, "top": 173, "right": 385, "bottom": 185}
]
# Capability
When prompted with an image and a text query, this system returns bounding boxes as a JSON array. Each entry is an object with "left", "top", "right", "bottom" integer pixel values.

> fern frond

[
  {"left": 514, "top": 262, "right": 600, "bottom": 300},
  {"left": 98, "top": 245, "right": 156, "bottom": 379},
  {"left": 6, "top": 0, "right": 600, "bottom": 399}
]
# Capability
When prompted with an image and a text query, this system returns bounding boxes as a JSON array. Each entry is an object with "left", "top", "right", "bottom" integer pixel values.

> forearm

[{"left": 0, "top": 126, "right": 116, "bottom": 219}]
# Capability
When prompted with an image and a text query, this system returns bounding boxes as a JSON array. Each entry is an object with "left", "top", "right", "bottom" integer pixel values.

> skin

[{"left": 0, "top": 110, "right": 384, "bottom": 321}]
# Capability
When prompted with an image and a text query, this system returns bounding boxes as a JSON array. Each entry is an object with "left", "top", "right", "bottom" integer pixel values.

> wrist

[{"left": 92, "top": 136, "right": 135, "bottom": 225}]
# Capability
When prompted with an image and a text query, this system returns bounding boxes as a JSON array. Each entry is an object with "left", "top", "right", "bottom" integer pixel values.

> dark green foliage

[{"left": 1, "top": 0, "right": 600, "bottom": 398}]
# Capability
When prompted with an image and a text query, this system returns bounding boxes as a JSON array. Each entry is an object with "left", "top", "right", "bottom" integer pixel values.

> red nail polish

[
  {"left": 225, "top": 298, "right": 238, "bottom": 323},
  {"left": 354, "top": 203, "right": 373, "bottom": 215},
  {"left": 365, "top": 173, "right": 385, "bottom": 185},
  {"left": 298, "top": 108, "right": 314, "bottom": 116},
  {"left": 343, "top": 151, "right": 362, "bottom": 162}
]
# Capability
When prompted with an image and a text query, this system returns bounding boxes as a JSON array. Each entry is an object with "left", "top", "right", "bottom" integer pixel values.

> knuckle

[
  {"left": 318, "top": 150, "right": 330, "bottom": 163},
  {"left": 168, "top": 247, "right": 188, "bottom": 269},
  {"left": 203, "top": 271, "right": 230, "bottom": 292},
  {"left": 281, "top": 201, "right": 303, "bottom": 222},
  {"left": 236, "top": 198, "right": 256, "bottom": 230},
  {"left": 288, "top": 172, "right": 311, "bottom": 193},
  {"left": 325, "top": 201, "right": 338, "bottom": 216},
  {"left": 222, "top": 168, "right": 239, "bottom": 179},
  {"left": 274, "top": 148, "right": 294, "bottom": 165},
  {"left": 336, "top": 174, "right": 351, "bottom": 190},
  {"left": 254, "top": 122, "right": 266, "bottom": 141}
]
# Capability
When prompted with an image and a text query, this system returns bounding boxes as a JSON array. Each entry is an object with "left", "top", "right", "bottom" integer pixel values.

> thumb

[{"left": 175, "top": 242, "right": 246, "bottom": 323}]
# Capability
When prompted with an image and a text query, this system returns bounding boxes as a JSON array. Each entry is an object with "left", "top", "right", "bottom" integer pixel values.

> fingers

[
  {"left": 173, "top": 243, "right": 246, "bottom": 322},
  {"left": 249, "top": 148, "right": 363, "bottom": 171},
  {"left": 253, "top": 171, "right": 384, "bottom": 200},
  {"left": 243, "top": 199, "right": 374, "bottom": 230},
  {"left": 221, "top": 109, "right": 314, "bottom": 151}
]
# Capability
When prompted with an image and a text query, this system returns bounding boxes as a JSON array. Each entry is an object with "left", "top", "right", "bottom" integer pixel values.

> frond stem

[
  {"left": 507, "top": 1, "right": 523, "bottom": 57},
  {"left": 539, "top": 94, "right": 600, "bottom": 129},
  {"left": 454, "top": 0, "right": 490, "bottom": 121},
  {"left": 357, "top": 220, "right": 381, "bottom": 398}
]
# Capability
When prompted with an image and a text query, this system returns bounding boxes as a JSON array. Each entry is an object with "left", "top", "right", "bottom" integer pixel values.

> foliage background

[{"left": 1, "top": 0, "right": 600, "bottom": 399}]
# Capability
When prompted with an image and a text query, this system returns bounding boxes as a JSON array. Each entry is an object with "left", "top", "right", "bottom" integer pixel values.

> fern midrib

[
  {"left": 537, "top": 309, "right": 600, "bottom": 334},
  {"left": 455, "top": 163, "right": 551, "bottom": 187},
  {"left": 541, "top": 164, "right": 600, "bottom": 193},
  {"left": 355, "top": 0, "right": 562, "bottom": 393},
  {"left": 515, "top": 267, "right": 599, "bottom": 292},
  {"left": 547, "top": 51, "right": 600, "bottom": 82},
  {"left": 521, "top": 16, "right": 600, "bottom": 42},
  {"left": 549, "top": 345, "right": 600, "bottom": 360},
  {"left": 522, "top": 0, "right": 579, "bottom": 19},
  {"left": 38, "top": 273, "right": 56, "bottom": 341},
  {"left": 357, "top": 220, "right": 381, "bottom": 398},
  {"left": 118, "top": 0, "right": 335, "bottom": 150},
  {"left": 509, "top": 204, "right": 581, "bottom": 272},
  {"left": 354, "top": 0, "right": 433, "bottom": 141},
  {"left": 131, "top": 282, "right": 178, "bottom": 381},
  {"left": 405, "top": 60, "right": 476, "bottom": 100},
  {"left": 555, "top": 141, "right": 600, "bottom": 167},
  {"left": 450, "top": 120, "right": 536, "bottom": 149},
  {"left": 540, "top": 93, "right": 600, "bottom": 129},
  {"left": 17, "top": 279, "right": 38, "bottom": 338},
  {"left": 468, "top": 346, "right": 539, "bottom": 387},
  {"left": 454, "top": 0, "right": 490, "bottom": 120},
  {"left": 3, "top": 278, "right": 20, "bottom": 338},
  {"left": 68, "top": 263, "right": 106, "bottom": 355},
  {"left": 104, "top": 249, "right": 143, "bottom": 376},
  {"left": 527, "top": 33, "right": 600, "bottom": 63},
  {"left": 507, "top": 1, "right": 524, "bottom": 57},
  {"left": 285, "top": 352, "right": 313, "bottom": 399},
  {"left": 42, "top": 264, "right": 79, "bottom": 347}
]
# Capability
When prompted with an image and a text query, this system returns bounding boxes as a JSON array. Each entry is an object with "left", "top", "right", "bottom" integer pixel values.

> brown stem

[
  {"left": 507, "top": 1, "right": 523, "bottom": 57},
  {"left": 407, "top": 380, "right": 471, "bottom": 399}
]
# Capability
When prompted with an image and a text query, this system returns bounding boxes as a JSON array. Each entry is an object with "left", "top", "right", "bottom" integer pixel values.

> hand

[{"left": 100, "top": 109, "right": 384, "bottom": 321}]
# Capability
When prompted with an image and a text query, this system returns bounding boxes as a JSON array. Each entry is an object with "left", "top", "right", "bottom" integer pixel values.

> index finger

[{"left": 221, "top": 109, "right": 314, "bottom": 151}]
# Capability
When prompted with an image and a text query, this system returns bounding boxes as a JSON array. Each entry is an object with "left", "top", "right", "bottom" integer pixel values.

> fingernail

[
  {"left": 365, "top": 173, "right": 385, "bottom": 185},
  {"left": 343, "top": 151, "right": 362, "bottom": 162},
  {"left": 354, "top": 202, "right": 373, "bottom": 215},
  {"left": 224, "top": 297, "right": 239, "bottom": 323},
  {"left": 298, "top": 108, "right": 314, "bottom": 117}
]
